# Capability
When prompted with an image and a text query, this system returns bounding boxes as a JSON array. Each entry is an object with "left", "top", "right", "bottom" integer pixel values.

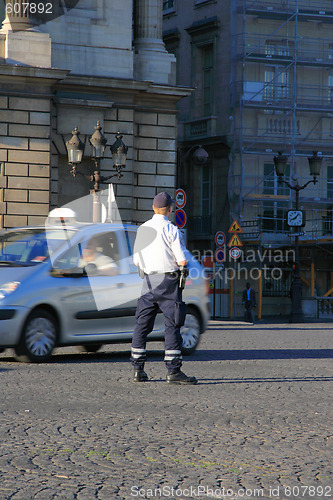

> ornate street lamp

[
  {"left": 65, "top": 123, "right": 128, "bottom": 222},
  {"left": 308, "top": 151, "right": 323, "bottom": 181},
  {"left": 273, "top": 151, "right": 322, "bottom": 323},
  {"left": 273, "top": 151, "right": 288, "bottom": 179},
  {"left": 89, "top": 121, "right": 107, "bottom": 164},
  {"left": 110, "top": 132, "right": 128, "bottom": 179},
  {"left": 182, "top": 144, "right": 209, "bottom": 165},
  {"left": 65, "top": 127, "right": 85, "bottom": 176}
]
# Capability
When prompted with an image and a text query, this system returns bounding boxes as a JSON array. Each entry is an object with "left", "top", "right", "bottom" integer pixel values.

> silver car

[{"left": 0, "top": 223, "right": 210, "bottom": 362}]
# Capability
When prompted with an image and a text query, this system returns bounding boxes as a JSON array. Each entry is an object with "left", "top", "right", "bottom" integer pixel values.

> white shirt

[
  {"left": 133, "top": 214, "right": 187, "bottom": 274},
  {"left": 79, "top": 252, "right": 118, "bottom": 273}
]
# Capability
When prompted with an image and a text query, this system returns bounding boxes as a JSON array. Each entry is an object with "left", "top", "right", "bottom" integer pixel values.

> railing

[
  {"left": 237, "top": 0, "right": 333, "bottom": 15},
  {"left": 241, "top": 208, "right": 333, "bottom": 241},
  {"left": 188, "top": 216, "right": 212, "bottom": 237},
  {"left": 317, "top": 297, "right": 333, "bottom": 317},
  {"left": 234, "top": 81, "right": 333, "bottom": 111},
  {"left": 234, "top": 34, "right": 333, "bottom": 67},
  {"left": 183, "top": 117, "right": 217, "bottom": 140},
  {"left": 241, "top": 174, "right": 332, "bottom": 201}
]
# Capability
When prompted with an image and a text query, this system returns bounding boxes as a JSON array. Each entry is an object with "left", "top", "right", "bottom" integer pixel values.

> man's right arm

[{"left": 171, "top": 227, "right": 188, "bottom": 267}]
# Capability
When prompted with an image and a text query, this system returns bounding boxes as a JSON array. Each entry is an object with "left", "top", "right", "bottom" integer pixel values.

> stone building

[
  {"left": 163, "top": 0, "right": 333, "bottom": 318},
  {"left": 0, "top": 0, "right": 190, "bottom": 227}
]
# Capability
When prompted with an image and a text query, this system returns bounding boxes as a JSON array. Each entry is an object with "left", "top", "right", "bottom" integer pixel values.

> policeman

[{"left": 131, "top": 192, "right": 197, "bottom": 384}]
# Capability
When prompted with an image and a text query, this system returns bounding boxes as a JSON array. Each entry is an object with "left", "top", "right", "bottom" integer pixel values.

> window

[
  {"left": 265, "top": 40, "right": 291, "bottom": 57},
  {"left": 262, "top": 163, "right": 290, "bottom": 231},
  {"left": 202, "top": 44, "right": 214, "bottom": 116},
  {"left": 263, "top": 267, "right": 292, "bottom": 297},
  {"left": 186, "top": 18, "right": 218, "bottom": 119},
  {"left": 328, "top": 165, "right": 333, "bottom": 198},
  {"left": 264, "top": 66, "right": 289, "bottom": 101},
  {"left": 329, "top": 43, "right": 333, "bottom": 60},
  {"left": 201, "top": 165, "right": 211, "bottom": 216},
  {"left": 163, "top": 0, "right": 175, "bottom": 14},
  {"left": 192, "top": 43, "right": 215, "bottom": 117},
  {"left": 124, "top": 230, "right": 138, "bottom": 274},
  {"left": 328, "top": 72, "right": 333, "bottom": 103}
]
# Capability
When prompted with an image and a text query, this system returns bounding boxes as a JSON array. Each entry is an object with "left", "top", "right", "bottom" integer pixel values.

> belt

[{"left": 145, "top": 270, "right": 178, "bottom": 275}]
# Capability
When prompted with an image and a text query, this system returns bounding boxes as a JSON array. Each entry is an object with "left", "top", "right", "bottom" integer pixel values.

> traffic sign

[
  {"left": 175, "top": 188, "right": 186, "bottom": 209},
  {"left": 180, "top": 228, "right": 187, "bottom": 246},
  {"left": 175, "top": 208, "right": 187, "bottom": 228},
  {"left": 215, "top": 248, "right": 225, "bottom": 263},
  {"left": 215, "top": 231, "right": 225, "bottom": 248},
  {"left": 229, "top": 247, "right": 242, "bottom": 260},
  {"left": 228, "top": 233, "right": 243, "bottom": 247},
  {"left": 228, "top": 219, "right": 243, "bottom": 233},
  {"left": 202, "top": 256, "right": 214, "bottom": 268}
]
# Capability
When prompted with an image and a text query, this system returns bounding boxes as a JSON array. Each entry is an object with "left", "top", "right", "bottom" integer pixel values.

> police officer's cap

[{"left": 153, "top": 192, "right": 174, "bottom": 208}]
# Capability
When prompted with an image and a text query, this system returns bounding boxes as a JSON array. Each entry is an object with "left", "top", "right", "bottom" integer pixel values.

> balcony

[
  {"left": 241, "top": 207, "right": 333, "bottom": 244},
  {"left": 237, "top": 0, "right": 333, "bottom": 22},
  {"left": 234, "top": 34, "right": 333, "bottom": 68},
  {"left": 188, "top": 215, "right": 212, "bottom": 239},
  {"left": 234, "top": 81, "right": 333, "bottom": 112},
  {"left": 182, "top": 116, "right": 217, "bottom": 141}
]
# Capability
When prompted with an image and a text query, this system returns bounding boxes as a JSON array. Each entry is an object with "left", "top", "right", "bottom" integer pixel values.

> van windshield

[{"left": 0, "top": 228, "right": 76, "bottom": 267}]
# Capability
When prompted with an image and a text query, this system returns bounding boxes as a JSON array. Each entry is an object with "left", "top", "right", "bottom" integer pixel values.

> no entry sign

[{"left": 175, "top": 208, "right": 187, "bottom": 228}]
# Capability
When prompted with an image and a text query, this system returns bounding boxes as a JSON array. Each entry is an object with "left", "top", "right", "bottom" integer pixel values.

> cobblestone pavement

[{"left": 0, "top": 321, "right": 332, "bottom": 500}]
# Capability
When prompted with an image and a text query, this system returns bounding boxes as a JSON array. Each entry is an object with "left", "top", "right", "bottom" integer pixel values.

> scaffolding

[{"left": 229, "top": 0, "right": 333, "bottom": 225}]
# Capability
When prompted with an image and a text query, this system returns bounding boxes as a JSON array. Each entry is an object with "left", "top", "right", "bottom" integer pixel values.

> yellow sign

[
  {"left": 228, "top": 234, "right": 243, "bottom": 247},
  {"left": 228, "top": 219, "right": 243, "bottom": 233}
]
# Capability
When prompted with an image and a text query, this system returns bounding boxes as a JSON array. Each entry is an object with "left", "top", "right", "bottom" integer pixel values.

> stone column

[
  {"left": 133, "top": 0, "right": 176, "bottom": 85},
  {"left": 0, "top": 0, "right": 51, "bottom": 68},
  {"left": 1, "top": 0, "right": 38, "bottom": 32}
]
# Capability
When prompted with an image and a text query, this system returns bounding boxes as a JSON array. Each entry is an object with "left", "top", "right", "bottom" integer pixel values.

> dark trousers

[
  {"left": 244, "top": 305, "right": 255, "bottom": 323},
  {"left": 131, "top": 273, "right": 183, "bottom": 373}
]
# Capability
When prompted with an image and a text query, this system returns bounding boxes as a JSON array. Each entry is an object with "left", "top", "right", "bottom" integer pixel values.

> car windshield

[{"left": 0, "top": 228, "right": 76, "bottom": 266}]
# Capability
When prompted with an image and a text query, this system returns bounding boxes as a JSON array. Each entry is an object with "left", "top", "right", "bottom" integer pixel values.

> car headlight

[{"left": 0, "top": 281, "right": 21, "bottom": 300}]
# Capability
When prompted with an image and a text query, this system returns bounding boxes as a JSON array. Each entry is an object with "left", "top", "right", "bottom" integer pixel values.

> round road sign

[
  {"left": 175, "top": 188, "right": 186, "bottom": 209},
  {"left": 215, "top": 231, "right": 225, "bottom": 248},
  {"left": 215, "top": 249, "right": 225, "bottom": 263},
  {"left": 229, "top": 247, "right": 242, "bottom": 260},
  {"left": 175, "top": 208, "right": 187, "bottom": 229}
]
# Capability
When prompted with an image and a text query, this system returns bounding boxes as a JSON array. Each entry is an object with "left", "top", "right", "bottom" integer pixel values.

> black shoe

[
  {"left": 166, "top": 371, "right": 198, "bottom": 385},
  {"left": 133, "top": 370, "right": 148, "bottom": 382}
]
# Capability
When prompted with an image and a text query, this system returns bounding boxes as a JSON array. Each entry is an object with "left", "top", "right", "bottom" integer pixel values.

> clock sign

[{"left": 286, "top": 210, "right": 306, "bottom": 227}]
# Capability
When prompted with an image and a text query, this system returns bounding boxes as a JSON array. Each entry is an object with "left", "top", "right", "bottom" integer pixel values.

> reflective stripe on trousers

[{"left": 164, "top": 349, "right": 182, "bottom": 362}]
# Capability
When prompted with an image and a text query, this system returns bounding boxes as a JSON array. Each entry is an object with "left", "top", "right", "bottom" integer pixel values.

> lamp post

[
  {"left": 273, "top": 151, "right": 323, "bottom": 323},
  {"left": 66, "top": 123, "right": 128, "bottom": 222}
]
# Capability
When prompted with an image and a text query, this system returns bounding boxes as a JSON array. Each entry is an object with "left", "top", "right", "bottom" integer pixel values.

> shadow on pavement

[
  {"left": 192, "top": 348, "right": 333, "bottom": 361},
  {"left": 206, "top": 325, "right": 333, "bottom": 331},
  {"left": 1, "top": 347, "right": 332, "bottom": 365},
  {"left": 198, "top": 375, "right": 333, "bottom": 385}
]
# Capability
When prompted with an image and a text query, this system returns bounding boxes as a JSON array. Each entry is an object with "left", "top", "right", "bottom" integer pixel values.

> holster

[{"left": 175, "top": 301, "right": 187, "bottom": 327}]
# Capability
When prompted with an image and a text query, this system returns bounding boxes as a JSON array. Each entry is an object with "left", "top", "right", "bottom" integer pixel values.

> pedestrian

[
  {"left": 131, "top": 191, "right": 197, "bottom": 384},
  {"left": 242, "top": 282, "right": 256, "bottom": 324}
]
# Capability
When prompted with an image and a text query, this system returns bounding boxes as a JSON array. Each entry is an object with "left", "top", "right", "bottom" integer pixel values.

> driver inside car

[{"left": 79, "top": 237, "right": 118, "bottom": 276}]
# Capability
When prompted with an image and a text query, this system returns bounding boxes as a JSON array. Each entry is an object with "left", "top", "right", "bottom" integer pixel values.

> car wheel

[
  {"left": 181, "top": 308, "right": 201, "bottom": 355},
  {"left": 14, "top": 309, "right": 57, "bottom": 363},
  {"left": 76, "top": 344, "right": 103, "bottom": 353}
]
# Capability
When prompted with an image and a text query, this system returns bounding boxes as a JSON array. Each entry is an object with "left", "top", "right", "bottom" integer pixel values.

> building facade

[
  {"left": 163, "top": 0, "right": 333, "bottom": 317},
  {"left": 0, "top": 0, "right": 190, "bottom": 227},
  {"left": 163, "top": 0, "right": 231, "bottom": 256}
]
